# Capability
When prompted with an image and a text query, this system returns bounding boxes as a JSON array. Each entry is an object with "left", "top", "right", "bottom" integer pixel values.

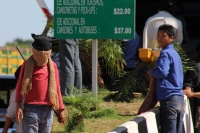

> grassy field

[{"left": 51, "top": 89, "right": 144, "bottom": 133}]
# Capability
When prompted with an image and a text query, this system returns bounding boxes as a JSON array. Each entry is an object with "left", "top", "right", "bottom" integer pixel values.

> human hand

[
  {"left": 16, "top": 108, "right": 23, "bottom": 123},
  {"left": 146, "top": 70, "right": 153, "bottom": 79},
  {"left": 183, "top": 86, "right": 191, "bottom": 94},
  {"left": 58, "top": 111, "right": 66, "bottom": 125},
  {"left": 183, "top": 87, "right": 193, "bottom": 98},
  {"left": 185, "top": 91, "right": 194, "bottom": 98}
]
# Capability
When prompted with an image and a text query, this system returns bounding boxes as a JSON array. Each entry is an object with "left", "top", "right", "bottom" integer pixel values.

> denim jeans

[
  {"left": 160, "top": 95, "right": 184, "bottom": 133},
  {"left": 59, "top": 39, "right": 82, "bottom": 96},
  {"left": 22, "top": 104, "right": 53, "bottom": 133}
]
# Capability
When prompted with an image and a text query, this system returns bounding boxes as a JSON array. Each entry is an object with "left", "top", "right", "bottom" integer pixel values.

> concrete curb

[
  {"left": 107, "top": 108, "right": 160, "bottom": 133},
  {"left": 108, "top": 96, "right": 193, "bottom": 133}
]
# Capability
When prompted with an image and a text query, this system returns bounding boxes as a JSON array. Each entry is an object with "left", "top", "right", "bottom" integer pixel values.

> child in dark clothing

[
  {"left": 184, "top": 43, "right": 200, "bottom": 133},
  {"left": 146, "top": 24, "right": 184, "bottom": 133}
]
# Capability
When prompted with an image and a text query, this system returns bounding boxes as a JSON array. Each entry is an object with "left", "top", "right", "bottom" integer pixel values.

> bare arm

[
  {"left": 2, "top": 117, "right": 13, "bottom": 133},
  {"left": 184, "top": 87, "right": 200, "bottom": 98},
  {"left": 190, "top": 92, "right": 200, "bottom": 98},
  {"left": 16, "top": 102, "right": 23, "bottom": 124}
]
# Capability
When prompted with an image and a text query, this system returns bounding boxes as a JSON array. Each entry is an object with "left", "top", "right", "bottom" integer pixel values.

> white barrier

[
  {"left": 183, "top": 96, "right": 194, "bottom": 133},
  {"left": 108, "top": 96, "right": 193, "bottom": 133}
]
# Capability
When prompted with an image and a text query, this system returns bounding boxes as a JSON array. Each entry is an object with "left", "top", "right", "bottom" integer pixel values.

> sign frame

[{"left": 54, "top": 0, "right": 135, "bottom": 39}]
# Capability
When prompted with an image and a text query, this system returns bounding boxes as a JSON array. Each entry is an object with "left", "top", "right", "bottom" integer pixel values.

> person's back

[
  {"left": 145, "top": 0, "right": 183, "bottom": 48},
  {"left": 122, "top": 32, "right": 141, "bottom": 71}
]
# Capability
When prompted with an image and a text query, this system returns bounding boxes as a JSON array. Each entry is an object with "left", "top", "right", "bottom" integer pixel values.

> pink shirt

[{"left": 15, "top": 61, "right": 65, "bottom": 110}]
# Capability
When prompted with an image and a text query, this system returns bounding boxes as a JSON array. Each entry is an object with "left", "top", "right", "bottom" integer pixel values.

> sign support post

[{"left": 92, "top": 40, "right": 98, "bottom": 96}]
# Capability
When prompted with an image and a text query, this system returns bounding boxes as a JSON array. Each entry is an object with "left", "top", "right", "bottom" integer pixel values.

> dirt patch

[{"left": 103, "top": 101, "right": 143, "bottom": 116}]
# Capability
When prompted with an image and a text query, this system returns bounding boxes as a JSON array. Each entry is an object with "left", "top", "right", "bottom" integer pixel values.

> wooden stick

[{"left": 16, "top": 47, "right": 26, "bottom": 61}]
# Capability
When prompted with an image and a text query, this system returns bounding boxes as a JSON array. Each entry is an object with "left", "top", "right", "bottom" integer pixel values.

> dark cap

[
  {"left": 157, "top": 0, "right": 184, "bottom": 15},
  {"left": 157, "top": 0, "right": 174, "bottom": 6},
  {"left": 157, "top": 0, "right": 175, "bottom": 14},
  {"left": 31, "top": 34, "right": 57, "bottom": 51}
]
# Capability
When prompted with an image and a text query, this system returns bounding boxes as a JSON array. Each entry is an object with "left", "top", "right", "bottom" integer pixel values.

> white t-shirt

[
  {"left": 6, "top": 90, "right": 23, "bottom": 133},
  {"left": 144, "top": 11, "right": 183, "bottom": 48}
]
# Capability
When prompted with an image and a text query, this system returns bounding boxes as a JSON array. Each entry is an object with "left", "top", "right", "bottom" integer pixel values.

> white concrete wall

[{"left": 108, "top": 96, "right": 193, "bottom": 133}]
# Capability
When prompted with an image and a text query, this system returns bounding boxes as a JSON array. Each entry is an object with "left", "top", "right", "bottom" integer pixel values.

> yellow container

[
  {"left": 152, "top": 51, "right": 160, "bottom": 58},
  {"left": 139, "top": 48, "right": 153, "bottom": 62}
]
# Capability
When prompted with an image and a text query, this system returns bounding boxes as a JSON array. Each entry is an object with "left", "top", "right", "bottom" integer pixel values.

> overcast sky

[{"left": 0, "top": 0, "right": 54, "bottom": 46}]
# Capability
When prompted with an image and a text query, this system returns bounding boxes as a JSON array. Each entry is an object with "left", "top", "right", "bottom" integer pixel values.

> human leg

[
  {"left": 74, "top": 45, "right": 82, "bottom": 95},
  {"left": 160, "top": 95, "right": 184, "bottom": 133},
  {"left": 176, "top": 101, "right": 184, "bottom": 133},
  {"left": 22, "top": 104, "right": 53, "bottom": 133},
  {"left": 38, "top": 106, "right": 53, "bottom": 133},
  {"left": 22, "top": 105, "right": 39, "bottom": 133},
  {"left": 59, "top": 40, "right": 75, "bottom": 96}
]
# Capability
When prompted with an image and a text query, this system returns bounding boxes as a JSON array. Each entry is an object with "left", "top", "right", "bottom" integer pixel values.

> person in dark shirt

[
  {"left": 183, "top": 43, "right": 200, "bottom": 133},
  {"left": 122, "top": 32, "right": 141, "bottom": 71}
]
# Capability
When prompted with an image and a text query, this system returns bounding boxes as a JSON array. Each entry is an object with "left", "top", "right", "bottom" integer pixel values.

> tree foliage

[
  {"left": 5, "top": 38, "right": 33, "bottom": 48},
  {"left": 62, "top": 88, "right": 115, "bottom": 132}
]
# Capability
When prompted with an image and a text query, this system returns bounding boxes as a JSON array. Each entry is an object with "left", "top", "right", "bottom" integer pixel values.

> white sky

[{"left": 0, "top": 0, "right": 54, "bottom": 46}]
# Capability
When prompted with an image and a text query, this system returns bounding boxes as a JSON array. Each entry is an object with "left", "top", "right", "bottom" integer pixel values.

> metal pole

[{"left": 92, "top": 39, "right": 98, "bottom": 97}]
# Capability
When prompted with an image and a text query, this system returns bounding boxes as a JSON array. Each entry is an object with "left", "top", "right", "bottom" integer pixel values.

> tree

[{"left": 5, "top": 38, "right": 33, "bottom": 48}]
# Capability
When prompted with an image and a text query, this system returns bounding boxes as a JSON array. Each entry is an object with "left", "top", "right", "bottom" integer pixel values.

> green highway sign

[{"left": 54, "top": 0, "right": 135, "bottom": 39}]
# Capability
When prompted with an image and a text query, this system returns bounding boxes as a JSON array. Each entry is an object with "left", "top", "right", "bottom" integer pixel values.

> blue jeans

[
  {"left": 22, "top": 104, "right": 53, "bottom": 133},
  {"left": 59, "top": 39, "right": 82, "bottom": 96},
  {"left": 160, "top": 95, "right": 184, "bottom": 133}
]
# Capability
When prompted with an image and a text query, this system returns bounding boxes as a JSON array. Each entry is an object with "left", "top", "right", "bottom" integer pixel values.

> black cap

[
  {"left": 157, "top": 0, "right": 174, "bottom": 6},
  {"left": 157, "top": 0, "right": 183, "bottom": 15},
  {"left": 31, "top": 34, "right": 57, "bottom": 51}
]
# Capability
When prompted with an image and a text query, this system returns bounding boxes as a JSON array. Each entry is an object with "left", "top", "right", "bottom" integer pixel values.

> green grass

[
  {"left": 51, "top": 88, "right": 143, "bottom": 133},
  {"left": 51, "top": 113, "right": 135, "bottom": 133}
]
